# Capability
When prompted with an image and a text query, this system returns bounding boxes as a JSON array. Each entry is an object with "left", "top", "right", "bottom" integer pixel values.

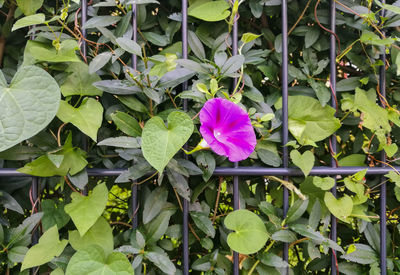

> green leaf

[
  {"left": 285, "top": 199, "right": 309, "bottom": 224},
  {"left": 98, "top": 137, "right": 140, "bottom": 148},
  {"left": 83, "top": 16, "right": 121, "bottom": 29},
  {"left": 271, "top": 230, "right": 297, "bottom": 243},
  {"left": 18, "top": 133, "right": 87, "bottom": 177},
  {"left": 190, "top": 211, "right": 215, "bottom": 237},
  {"left": 24, "top": 40, "right": 81, "bottom": 63},
  {"left": 111, "top": 112, "right": 142, "bottom": 137},
  {"left": 21, "top": 226, "right": 68, "bottom": 271},
  {"left": 143, "top": 187, "right": 168, "bottom": 224},
  {"left": 224, "top": 209, "right": 269, "bottom": 255},
  {"left": 145, "top": 208, "right": 176, "bottom": 243},
  {"left": 324, "top": 192, "right": 353, "bottom": 223},
  {"left": 338, "top": 154, "right": 366, "bottom": 166},
  {"left": 64, "top": 183, "right": 108, "bottom": 236},
  {"left": 385, "top": 171, "right": 400, "bottom": 187},
  {"left": 56, "top": 98, "right": 103, "bottom": 142},
  {"left": 0, "top": 66, "right": 60, "bottom": 152},
  {"left": 89, "top": 52, "right": 112, "bottom": 74},
  {"left": 312, "top": 176, "right": 335, "bottom": 190},
  {"left": 41, "top": 199, "right": 70, "bottom": 231},
  {"left": 341, "top": 244, "right": 378, "bottom": 264},
  {"left": 146, "top": 251, "right": 176, "bottom": 275},
  {"left": 69, "top": 217, "right": 113, "bottom": 255},
  {"left": 116, "top": 37, "right": 142, "bottom": 57},
  {"left": 241, "top": 33, "right": 261, "bottom": 44},
  {"left": 65, "top": 245, "right": 134, "bottom": 275},
  {"left": 188, "top": 1, "right": 231, "bottom": 22},
  {"left": 290, "top": 150, "right": 314, "bottom": 177},
  {"left": 60, "top": 62, "right": 102, "bottom": 96},
  {"left": 50, "top": 268, "right": 64, "bottom": 275},
  {"left": 354, "top": 88, "right": 391, "bottom": 136},
  {"left": 16, "top": 0, "right": 44, "bottom": 15},
  {"left": 142, "top": 111, "right": 194, "bottom": 172},
  {"left": 260, "top": 252, "right": 289, "bottom": 268},
  {"left": 383, "top": 143, "right": 398, "bottom": 157},
  {"left": 12, "top": 14, "right": 45, "bottom": 31},
  {"left": 287, "top": 96, "right": 341, "bottom": 146},
  {"left": 8, "top": 246, "right": 28, "bottom": 263}
]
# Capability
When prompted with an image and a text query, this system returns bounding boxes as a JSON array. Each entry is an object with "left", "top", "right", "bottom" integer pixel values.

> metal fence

[{"left": 0, "top": 0, "right": 397, "bottom": 274}]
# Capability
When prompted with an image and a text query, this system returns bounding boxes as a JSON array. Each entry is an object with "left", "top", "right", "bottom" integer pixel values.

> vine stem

[{"left": 248, "top": 240, "right": 276, "bottom": 275}]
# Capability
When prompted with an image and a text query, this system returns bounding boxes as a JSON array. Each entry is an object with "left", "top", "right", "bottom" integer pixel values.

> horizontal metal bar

[{"left": 0, "top": 166, "right": 398, "bottom": 177}]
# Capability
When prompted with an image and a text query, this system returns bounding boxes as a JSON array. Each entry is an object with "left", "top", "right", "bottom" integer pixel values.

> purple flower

[{"left": 199, "top": 98, "right": 257, "bottom": 162}]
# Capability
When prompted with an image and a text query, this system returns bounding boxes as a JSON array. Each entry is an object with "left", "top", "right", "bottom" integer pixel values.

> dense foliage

[{"left": 0, "top": 0, "right": 400, "bottom": 274}]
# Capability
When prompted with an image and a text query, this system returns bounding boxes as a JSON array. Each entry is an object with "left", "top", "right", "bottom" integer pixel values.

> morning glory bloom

[{"left": 199, "top": 98, "right": 257, "bottom": 162}]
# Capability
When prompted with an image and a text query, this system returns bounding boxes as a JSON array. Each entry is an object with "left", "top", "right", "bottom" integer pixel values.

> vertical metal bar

[
  {"left": 81, "top": 0, "right": 87, "bottom": 58},
  {"left": 232, "top": 1, "right": 240, "bottom": 274},
  {"left": 379, "top": 2, "right": 387, "bottom": 274},
  {"left": 81, "top": 0, "right": 88, "bottom": 196},
  {"left": 182, "top": 1, "right": 189, "bottom": 274},
  {"left": 131, "top": 3, "right": 138, "bottom": 230},
  {"left": 329, "top": 1, "right": 338, "bottom": 274},
  {"left": 281, "top": 0, "right": 289, "bottom": 271}
]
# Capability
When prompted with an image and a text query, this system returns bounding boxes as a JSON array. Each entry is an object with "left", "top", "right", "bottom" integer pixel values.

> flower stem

[{"left": 248, "top": 240, "right": 276, "bottom": 275}]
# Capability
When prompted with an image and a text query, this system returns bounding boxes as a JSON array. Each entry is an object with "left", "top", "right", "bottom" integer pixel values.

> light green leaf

[
  {"left": 69, "top": 217, "right": 113, "bottom": 255},
  {"left": 24, "top": 40, "right": 81, "bottom": 63},
  {"left": 383, "top": 143, "right": 398, "bottom": 158},
  {"left": 142, "top": 111, "right": 194, "bottom": 172},
  {"left": 18, "top": 133, "right": 87, "bottom": 177},
  {"left": 287, "top": 96, "right": 341, "bottom": 146},
  {"left": 354, "top": 88, "right": 391, "bottom": 137},
  {"left": 56, "top": 98, "right": 103, "bottom": 142},
  {"left": 16, "top": 0, "right": 44, "bottom": 15},
  {"left": 313, "top": 176, "right": 335, "bottom": 190},
  {"left": 116, "top": 37, "right": 142, "bottom": 57},
  {"left": 60, "top": 62, "right": 102, "bottom": 97},
  {"left": 290, "top": 150, "right": 314, "bottom": 177},
  {"left": 64, "top": 183, "right": 108, "bottom": 236},
  {"left": 385, "top": 171, "right": 400, "bottom": 187},
  {"left": 0, "top": 66, "right": 60, "bottom": 152},
  {"left": 21, "top": 226, "right": 68, "bottom": 271},
  {"left": 241, "top": 33, "right": 261, "bottom": 44},
  {"left": 65, "top": 245, "right": 134, "bottom": 275},
  {"left": 83, "top": 16, "right": 121, "bottom": 29},
  {"left": 324, "top": 192, "right": 353, "bottom": 223},
  {"left": 188, "top": 1, "right": 231, "bottom": 22},
  {"left": 12, "top": 14, "right": 45, "bottom": 31},
  {"left": 50, "top": 268, "right": 64, "bottom": 275},
  {"left": 224, "top": 209, "right": 269, "bottom": 255}
]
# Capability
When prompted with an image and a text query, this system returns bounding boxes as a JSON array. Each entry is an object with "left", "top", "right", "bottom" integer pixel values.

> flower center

[{"left": 213, "top": 129, "right": 225, "bottom": 142}]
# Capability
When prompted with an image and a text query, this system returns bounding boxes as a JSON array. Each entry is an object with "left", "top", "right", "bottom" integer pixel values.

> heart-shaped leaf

[
  {"left": 0, "top": 66, "right": 60, "bottom": 152},
  {"left": 224, "top": 209, "right": 269, "bottom": 255},
  {"left": 56, "top": 97, "right": 103, "bottom": 142},
  {"left": 142, "top": 111, "right": 194, "bottom": 172},
  {"left": 313, "top": 176, "right": 335, "bottom": 190},
  {"left": 65, "top": 245, "right": 134, "bottom": 275},
  {"left": 21, "top": 225, "right": 68, "bottom": 271},
  {"left": 324, "top": 192, "right": 353, "bottom": 223},
  {"left": 64, "top": 183, "right": 108, "bottom": 236},
  {"left": 290, "top": 149, "right": 315, "bottom": 177}
]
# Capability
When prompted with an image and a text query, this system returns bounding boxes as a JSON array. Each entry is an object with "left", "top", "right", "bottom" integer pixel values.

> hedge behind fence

[{"left": 0, "top": 0, "right": 400, "bottom": 274}]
